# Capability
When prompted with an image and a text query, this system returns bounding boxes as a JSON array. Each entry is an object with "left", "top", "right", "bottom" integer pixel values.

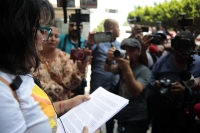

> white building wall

[{"left": 49, "top": 0, "right": 134, "bottom": 41}]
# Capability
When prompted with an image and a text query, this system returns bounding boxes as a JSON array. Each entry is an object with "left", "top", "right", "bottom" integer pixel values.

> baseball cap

[
  {"left": 176, "top": 31, "right": 195, "bottom": 46},
  {"left": 176, "top": 31, "right": 194, "bottom": 41},
  {"left": 120, "top": 38, "right": 141, "bottom": 51},
  {"left": 154, "top": 30, "right": 167, "bottom": 39}
]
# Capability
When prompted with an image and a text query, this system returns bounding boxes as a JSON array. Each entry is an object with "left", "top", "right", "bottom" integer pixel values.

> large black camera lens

[{"left": 113, "top": 50, "right": 126, "bottom": 58}]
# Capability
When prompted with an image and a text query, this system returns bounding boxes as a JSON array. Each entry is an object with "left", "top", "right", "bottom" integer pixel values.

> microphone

[
  {"left": 194, "top": 103, "right": 200, "bottom": 125},
  {"left": 178, "top": 70, "right": 198, "bottom": 88},
  {"left": 148, "top": 45, "right": 158, "bottom": 54},
  {"left": 194, "top": 103, "right": 200, "bottom": 118}
]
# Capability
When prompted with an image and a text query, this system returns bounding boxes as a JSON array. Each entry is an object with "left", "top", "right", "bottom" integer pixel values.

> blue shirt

[
  {"left": 58, "top": 34, "right": 85, "bottom": 54},
  {"left": 57, "top": 34, "right": 86, "bottom": 88},
  {"left": 88, "top": 41, "right": 121, "bottom": 93},
  {"left": 151, "top": 54, "right": 200, "bottom": 94}
]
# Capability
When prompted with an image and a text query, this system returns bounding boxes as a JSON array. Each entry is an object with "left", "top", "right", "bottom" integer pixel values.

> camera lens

[
  {"left": 77, "top": 51, "right": 84, "bottom": 60},
  {"left": 113, "top": 50, "right": 126, "bottom": 58},
  {"left": 113, "top": 50, "right": 121, "bottom": 57}
]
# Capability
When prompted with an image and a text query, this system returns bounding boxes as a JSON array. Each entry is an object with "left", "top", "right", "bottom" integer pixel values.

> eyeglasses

[
  {"left": 38, "top": 26, "right": 52, "bottom": 42},
  {"left": 69, "top": 24, "right": 83, "bottom": 28}
]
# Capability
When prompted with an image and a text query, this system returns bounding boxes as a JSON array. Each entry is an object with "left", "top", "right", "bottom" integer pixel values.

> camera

[
  {"left": 156, "top": 21, "right": 162, "bottom": 30},
  {"left": 57, "top": 0, "right": 75, "bottom": 7},
  {"left": 141, "top": 26, "right": 149, "bottom": 32},
  {"left": 159, "top": 79, "right": 174, "bottom": 95},
  {"left": 127, "top": 16, "right": 141, "bottom": 24},
  {"left": 150, "top": 35, "right": 161, "bottom": 45},
  {"left": 113, "top": 49, "right": 126, "bottom": 58},
  {"left": 70, "top": 49, "right": 91, "bottom": 60},
  {"left": 171, "top": 35, "right": 191, "bottom": 51},
  {"left": 93, "top": 31, "right": 112, "bottom": 43},
  {"left": 70, "top": 14, "right": 90, "bottom": 23},
  {"left": 177, "top": 13, "right": 194, "bottom": 27}
]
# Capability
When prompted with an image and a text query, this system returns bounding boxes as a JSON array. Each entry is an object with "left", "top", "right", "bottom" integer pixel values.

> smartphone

[
  {"left": 93, "top": 31, "right": 112, "bottom": 43},
  {"left": 141, "top": 26, "right": 149, "bottom": 32},
  {"left": 70, "top": 49, "right": 91, "bottom": 60}
]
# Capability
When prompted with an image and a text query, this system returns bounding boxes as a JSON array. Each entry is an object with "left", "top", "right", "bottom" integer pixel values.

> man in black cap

[{"left": 104, "top": 38, "right": 151, "bottom": 133}]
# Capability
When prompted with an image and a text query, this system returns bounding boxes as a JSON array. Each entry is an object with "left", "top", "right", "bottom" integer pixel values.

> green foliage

[
  {"left": 93, "top": 19, "right": 105, "bottom": 32},
  {"left": 127, "top": 0, "right": 200, "bottom": 31}
]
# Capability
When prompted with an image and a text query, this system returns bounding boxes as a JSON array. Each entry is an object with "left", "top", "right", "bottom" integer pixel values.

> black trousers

[{"left": 121, "top": 120, "right": 149, "bottom": 133}]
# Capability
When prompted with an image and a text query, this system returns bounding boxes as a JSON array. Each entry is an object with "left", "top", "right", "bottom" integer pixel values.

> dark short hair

[{"left": 0, "top": 0, "right": 55, "bottom": 75}]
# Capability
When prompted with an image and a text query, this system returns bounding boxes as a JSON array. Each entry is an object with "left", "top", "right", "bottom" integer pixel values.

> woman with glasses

[
  {"left": 0, "top": 0, "right": 91, "bottom": 133},
  {"left": 32, "top": 24, "right": 91, "bottom": 102}
]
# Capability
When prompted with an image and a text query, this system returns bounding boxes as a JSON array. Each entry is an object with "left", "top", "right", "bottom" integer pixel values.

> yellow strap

[{"left": 0, "top": 76, "right": 18, "bottom": 101}]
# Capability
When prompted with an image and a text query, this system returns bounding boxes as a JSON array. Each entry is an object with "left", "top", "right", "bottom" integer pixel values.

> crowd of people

[{"left": 1, "top": 0, "right": 200, "bottom": 133}]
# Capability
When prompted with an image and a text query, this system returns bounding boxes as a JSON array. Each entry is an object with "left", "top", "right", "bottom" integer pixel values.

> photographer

[
  {"left": 87, "top": 18, "right": 121, "bottom": 133},
  {"left": 57, "top": 17, "right": 87, "bottom": 97},
  {"left": 104, "top": 38, "right": 151, "bottom": 133},
  {"left": 130, "top": 25, "right": 171, "bottom": 69},
  {"left": 143, "top": 30, "right": 171, "bottom": 69},
  {"left": 147, "top": 31, "right": 200, "bottom": 133}
]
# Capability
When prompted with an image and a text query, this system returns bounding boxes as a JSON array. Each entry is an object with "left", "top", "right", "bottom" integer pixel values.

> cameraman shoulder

[{"left": 138, "top": 64, "right": 151, "bottom": 76}]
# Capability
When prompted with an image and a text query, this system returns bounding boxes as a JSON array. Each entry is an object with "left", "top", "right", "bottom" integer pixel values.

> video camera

[
  {"left": 127, "top": 16, "right": 149, "bottom": 32},
  {"left": 149, "top": 35, "right": 161, "bottom": 45},
  {"left": 57, "top": 0, "right": 93, "bottom": 41},
  {"left": 171, "top": 35, "right": 192, "bottom": 51},
  {"left": 57, "top": 0, "right": 95, "bottom": 23},
  {"left": 70, "top": 13, "right": 90, "bottom": 23},
  {"left": 177, "top": 13, "right": 194, "bottom": 31}
]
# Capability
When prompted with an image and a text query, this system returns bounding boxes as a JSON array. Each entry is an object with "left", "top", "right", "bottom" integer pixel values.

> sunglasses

[{"left": 38, "top": 26, "right": 52, "bottom": 42}]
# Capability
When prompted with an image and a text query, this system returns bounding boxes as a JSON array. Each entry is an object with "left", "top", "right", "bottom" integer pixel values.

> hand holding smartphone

[{"left": 93, "top": 31, "right": 112, "bottom": 43}]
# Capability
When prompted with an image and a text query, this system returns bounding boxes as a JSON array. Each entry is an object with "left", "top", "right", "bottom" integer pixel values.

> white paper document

[{"left": 57, "top": 86, "right": 129, "bottom": 133}]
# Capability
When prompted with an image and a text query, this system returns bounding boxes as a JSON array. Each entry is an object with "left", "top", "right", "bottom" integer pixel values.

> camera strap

[
  {"left": 62, "top": 35, "right": 68, "bottom": 51},
  {"left": 62, "top": 35, "right": 80, "bottom": 52},
  {"left": 110, "top": 41, "right": 116, "bottom": 48}
]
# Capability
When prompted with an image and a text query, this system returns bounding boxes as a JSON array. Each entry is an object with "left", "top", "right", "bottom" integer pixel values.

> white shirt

[{"left": 0, "top": 71, "right": 57, "bottom": 133}]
